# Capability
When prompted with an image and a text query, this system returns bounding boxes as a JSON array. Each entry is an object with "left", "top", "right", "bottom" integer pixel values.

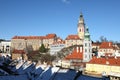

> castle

[{"left": 11, "top": 13, "right": 92, "bottom": 61}]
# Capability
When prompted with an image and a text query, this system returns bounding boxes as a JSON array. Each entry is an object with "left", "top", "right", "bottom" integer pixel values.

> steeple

[
  {"left": 79, "top": 12, "right": 84, "bottom": 24},
  {"left": 77, "top": 12, "right": 85, "bottom": 40},
  {"left": 84, "top": 26, "right": 90, "bottom": 41},
  {"left": 83, "top": 26, "right": 92, "bottom": 62}
]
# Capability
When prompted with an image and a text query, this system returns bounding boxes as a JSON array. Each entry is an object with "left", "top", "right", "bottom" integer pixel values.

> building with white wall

[
  {"left": 50, "top": 38, "right": 65, "bottom": 55},
  {"left": 0, "top": 40, "right": 11, "bottom": 57},
  {"left": 0, "top": 40, "right": 11, "bottom": 53},
  {"left": 50, "top": 42, "right": 65, "bottom": 55},
  {"left": 83, "top": 27, "right": 92, "bottom": 62}
]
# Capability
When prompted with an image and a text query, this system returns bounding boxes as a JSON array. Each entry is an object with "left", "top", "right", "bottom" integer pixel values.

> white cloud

[{"left": 62, "top": 0, "right": 70, "bottom": 4}]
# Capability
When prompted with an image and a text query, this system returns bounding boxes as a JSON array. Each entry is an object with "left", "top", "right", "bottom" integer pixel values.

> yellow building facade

[{"left": 85, "top": 57, "right": 120, "bottom": 77}]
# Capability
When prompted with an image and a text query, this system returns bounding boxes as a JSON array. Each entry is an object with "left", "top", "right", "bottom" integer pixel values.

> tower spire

[
  {"left": 80, "top": 12, "right": 83, "bottom": 17},
  {"left": 79, "top": 12, "right": 84, "bottom": 24},
  {"left": 77, "top": 12, "right": 85, "bottom": 39}
]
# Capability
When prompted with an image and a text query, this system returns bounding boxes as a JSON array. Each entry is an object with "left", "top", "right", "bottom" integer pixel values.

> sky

[{"left": 0, "top": 0, "right": 120, "bottom": 42}]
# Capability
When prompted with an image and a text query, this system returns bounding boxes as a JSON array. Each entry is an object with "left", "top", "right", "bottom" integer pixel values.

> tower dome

[{"left": 84, "top": 27, "right": 90, "bottom": 41}]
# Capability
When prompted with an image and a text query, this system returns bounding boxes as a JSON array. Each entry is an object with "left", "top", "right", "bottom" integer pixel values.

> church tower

[
  {"left": 77, "top": 13, "right": 85, "bottom": 40},
  {"left": 83, "top": 27, "right": 92, "bottom": 62}
]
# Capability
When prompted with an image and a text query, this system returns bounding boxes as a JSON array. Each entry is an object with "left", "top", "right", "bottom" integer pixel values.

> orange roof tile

[
  {"left": 88, "top": 56, "right": 120, "bottom": 66},
  {"left": 99, "top": 42, "right": 113, "bottom": 49},
  {"left": 13, "top": 49, "right": 26, "bottom": 54},
  {"left": 46, "top": 34, "right": 56, "bottom": 39},
  {"left": 12, "top": 36, "right": 43, "bottom": 39},
  {"left": 12, "top": 34, "right": 57, "bottom": 40},
  {"left": 65, "top": 47, "right": 83, "bottom": 60},
  {"left": 66, "top": 35, "right": 80, "bottom": 40}
]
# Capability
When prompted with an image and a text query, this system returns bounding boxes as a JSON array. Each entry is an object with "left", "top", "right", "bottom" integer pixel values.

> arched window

[{"left": 79, "top": 29, "right": 81, "bottom": 32}]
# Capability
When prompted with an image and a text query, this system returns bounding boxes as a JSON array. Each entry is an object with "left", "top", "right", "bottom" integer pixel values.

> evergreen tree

[{"left": 39, "top": 44, "right": 46, "bottom": 53}]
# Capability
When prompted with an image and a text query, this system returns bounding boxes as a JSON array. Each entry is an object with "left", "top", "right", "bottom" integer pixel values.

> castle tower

[
  {"left": 83, "top": 27, "right": 92, "bottom": 62},
  {"left": 84, "top": 27, "right": 90, "bottom": 41},
  {"left": 77, "top": 13, "right": 85, "bottom": 40}
]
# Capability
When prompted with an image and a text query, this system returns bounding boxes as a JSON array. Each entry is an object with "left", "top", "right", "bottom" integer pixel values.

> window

[
  {"left": 109, "top": 49, "right": 111, "bottom": 52},
  {"left": 89, "top": 55, "right": 91, "bottom": 59},
  {"left": 85, "top": 49, "right": 87, "bottom": 53},
  {"left": 89, "top": 49, "right": 91, "bottom": 53},
  {"left": 85, "top": 43, "right": 87, "bottom": 47},
  {"left": 79, "top": 29, "right": 81, "bottom": 32},
  {"left": 104, "top": 49, "right": 106, "bottom": 52},
  {"left": 89, "top": 43, "right": 91, "bottom": 47}
]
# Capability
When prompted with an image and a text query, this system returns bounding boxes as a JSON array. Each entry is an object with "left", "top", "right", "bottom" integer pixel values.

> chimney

[
  {"left": 106, "top": 61, "right": 109, "bottom": 65},
  {"left": 109, "top": 42, "right": 111, "bottom": 47},
  {"left": 80, "top": 46, "right": 82, "bottom": 52},
  {"left": 115, "top": 56, "right": 117, "bottom": 59},
  {"left": 77, "top": 47, "right": 79, "bottom": 53}
]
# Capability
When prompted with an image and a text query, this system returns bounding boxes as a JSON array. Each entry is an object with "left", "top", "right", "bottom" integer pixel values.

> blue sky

[{"left": 0, "top": 0, "right": 120, "bottom": 41}]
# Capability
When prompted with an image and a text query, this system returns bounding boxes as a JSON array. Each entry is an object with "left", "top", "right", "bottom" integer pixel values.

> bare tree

[{"left": 100, "top": 36, "right": 108, "bottom": 42}]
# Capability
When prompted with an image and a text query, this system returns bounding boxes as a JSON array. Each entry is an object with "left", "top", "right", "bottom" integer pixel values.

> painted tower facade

[
  {"left": 83, "top": 27, "right": 92, "bottom": 62},
  {"left": 77, "top": 13, "right": 92, "bottom": 62},
  {"left": 78, "top": 13, "right": 85, "bottom": 40}
]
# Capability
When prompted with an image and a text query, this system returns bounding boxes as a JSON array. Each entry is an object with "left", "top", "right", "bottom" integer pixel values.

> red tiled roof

[
  {"left": 88, "top": 56, "right": 120, "bottom": 66},
  {"left": 13, "top": 49, "right": 26, "bottom": 54},
  {"left": 65, "top": 47, "right": 83, "bottom": 60},
  {"left": 65, "top": 35, "right": 80, "bottom": 40},
  {"left": 99, "top": 42, "right": 113, "bottom": 49},
  {"left": 12, "top": 34, "right": 56, "bottom": 40},
  {"left": 12, "top": 36, "right": 44, "bottom": 39},
  {"left": 46, "top": 34, "right": 56, "bottom": 38}
]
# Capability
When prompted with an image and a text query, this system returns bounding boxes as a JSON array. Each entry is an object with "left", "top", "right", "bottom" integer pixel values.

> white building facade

[
  {"left": 83, "top": 27, "right": 92, "bottom": 62},
  {"left": 0, "top": 40, "right": 11, "bottom": 57},
  {"left": 50, "top": 43, "right": 65, "bottom": 55}
]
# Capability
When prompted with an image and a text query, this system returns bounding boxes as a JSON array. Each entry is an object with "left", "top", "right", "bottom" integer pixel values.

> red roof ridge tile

[
  {"left": 99, "top": 42, "right": 113, "bottom": 49},
  {"left": 66, "top": 34, "right": 80, "bottom": 40},
  {"left": 65, "top": 47, "right": 83, "bottom": 60},
  {"left": 12, "top": 33, "right": 57, "bottom": 40}
]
